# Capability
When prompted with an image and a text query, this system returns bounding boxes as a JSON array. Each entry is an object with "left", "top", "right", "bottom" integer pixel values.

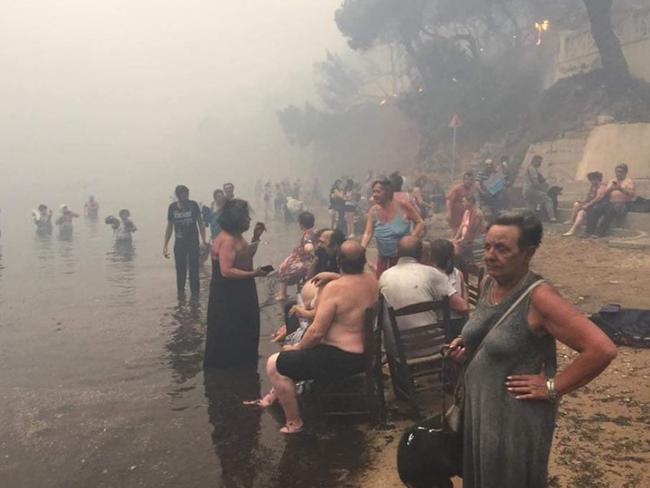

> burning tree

[{"left": 278, "top": 0, "right": 641, "bottom": 173}]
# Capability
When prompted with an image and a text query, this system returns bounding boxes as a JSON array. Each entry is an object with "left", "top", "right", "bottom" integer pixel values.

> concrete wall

[
  {"left": 517, "top": 132, "right": 589, "bottom": 188},
  {"left": 554, "top": 7, "right": 650, "bottom": 83},
  {"left": 516, "top": 123, "right": 650, "bottom": 202},
  {"left": 575, "top": 123, "right": 650, "bottom": 180}
]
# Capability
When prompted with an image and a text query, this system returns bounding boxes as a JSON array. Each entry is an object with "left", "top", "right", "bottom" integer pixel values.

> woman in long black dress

[{"left": 204, "top": 199, "right": 269, "bottom": 369}]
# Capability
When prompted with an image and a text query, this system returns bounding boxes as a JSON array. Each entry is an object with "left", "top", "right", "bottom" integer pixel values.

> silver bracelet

[{"left": 546, "top": 377, "right": 560, "bottom": 402}]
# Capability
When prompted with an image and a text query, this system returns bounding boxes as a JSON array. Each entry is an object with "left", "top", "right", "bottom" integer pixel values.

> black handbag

[{"left": 396, "top": 411, "right": 462, "bottom": 488}]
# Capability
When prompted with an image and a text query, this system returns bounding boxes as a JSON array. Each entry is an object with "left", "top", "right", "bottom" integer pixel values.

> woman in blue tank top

[{"left": 361, "top": 179, "right": 424, "bottom": 277}]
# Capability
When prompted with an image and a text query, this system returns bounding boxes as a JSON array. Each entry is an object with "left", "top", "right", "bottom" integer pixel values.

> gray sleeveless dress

[{"left": 461, "top": 272, "right": 558, "bottom": 488}]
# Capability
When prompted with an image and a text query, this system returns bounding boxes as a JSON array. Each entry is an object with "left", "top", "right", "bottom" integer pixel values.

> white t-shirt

[
  {"left": 379, "top": 257, "right": 455, "bottom": 329},
  {"left": 379, "top": 257, "right": 456, "bottom": 355}
]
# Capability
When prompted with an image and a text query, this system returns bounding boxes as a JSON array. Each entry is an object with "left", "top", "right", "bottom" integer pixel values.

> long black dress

[{"left": 204, "top": 259, "right": 260, "bottom": 368}]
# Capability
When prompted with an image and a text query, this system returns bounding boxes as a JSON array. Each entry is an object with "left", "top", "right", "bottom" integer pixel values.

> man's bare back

[{"left": 320, "top": 272, "right": 378, "bottom": 354}]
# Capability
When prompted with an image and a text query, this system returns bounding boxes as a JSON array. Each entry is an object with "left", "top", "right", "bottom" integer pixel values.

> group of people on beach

[
  {"left": 182, "top": 166, "right": 619, "bottom": 488},
  {"left": 8, "top": 166, "right": 626, "bottom": 487}
]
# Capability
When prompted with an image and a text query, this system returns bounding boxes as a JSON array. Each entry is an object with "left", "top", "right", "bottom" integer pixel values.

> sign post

[{"left": 449, "top": 113, "right": 462, "bottom": 181}]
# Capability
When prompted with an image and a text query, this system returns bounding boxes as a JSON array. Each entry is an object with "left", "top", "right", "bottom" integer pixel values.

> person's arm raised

[
  {"left": 292, "top": 284, "right": 337, "bottom": 350},
  {"left": 506, "top": 284, "right": 617, "bottom": 400},
  {"left": 219, "top": 237, "right": 264, "bottom": 279},
  {"left": 249, "top": 222, "right": 266, "bottom": 257}
]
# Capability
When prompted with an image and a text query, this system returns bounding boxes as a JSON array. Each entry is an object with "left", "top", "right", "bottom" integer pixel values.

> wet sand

[{"left": 0, "top": 199, "right": 370, "bottom": 488}]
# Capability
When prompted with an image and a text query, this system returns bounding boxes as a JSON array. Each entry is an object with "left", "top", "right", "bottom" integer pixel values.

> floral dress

[{"left": 278, "top": 230, "right": 315, "bottom": 285}]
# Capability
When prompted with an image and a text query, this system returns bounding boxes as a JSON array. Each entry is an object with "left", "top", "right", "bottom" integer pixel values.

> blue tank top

[{"left": 373, "top": 203, "right": 411, "bottom": 257}]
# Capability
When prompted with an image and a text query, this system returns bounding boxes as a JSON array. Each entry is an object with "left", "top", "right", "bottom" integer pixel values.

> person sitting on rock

[
  {"left": 584, "top": 163, "right": 636, "bottom": 238},
  {"left": 563, "top": 172, "right": 607, "bottom": 237}
]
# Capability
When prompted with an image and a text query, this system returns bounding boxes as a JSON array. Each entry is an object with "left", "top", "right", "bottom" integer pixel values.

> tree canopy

[{"left": 279, "top": 0, "right": 634, "bottom": 171}]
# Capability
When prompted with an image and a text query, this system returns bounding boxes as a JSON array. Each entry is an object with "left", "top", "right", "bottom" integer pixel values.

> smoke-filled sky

[{"left": 0, "top": 0, "right": 345, "bottom": 193}]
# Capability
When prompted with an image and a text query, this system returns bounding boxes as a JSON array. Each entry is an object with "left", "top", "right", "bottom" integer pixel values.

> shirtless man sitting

[{"left": 246, "top": 240, "right": 378, "bottom": 434}]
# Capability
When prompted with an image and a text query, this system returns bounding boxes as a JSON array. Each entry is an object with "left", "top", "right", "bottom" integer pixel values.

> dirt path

[{"left": 355, "top": 224, "right": 650, "bottom": 488}]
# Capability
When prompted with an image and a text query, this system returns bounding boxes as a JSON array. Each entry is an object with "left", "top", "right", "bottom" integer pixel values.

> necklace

[{"left": 489, "top": 271, "right": 531, "bottom": 305}]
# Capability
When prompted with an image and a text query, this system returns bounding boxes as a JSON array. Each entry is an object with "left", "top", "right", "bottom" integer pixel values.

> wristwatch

[{"left": 546, "top": 377, "right": 560, "bottom": 402}]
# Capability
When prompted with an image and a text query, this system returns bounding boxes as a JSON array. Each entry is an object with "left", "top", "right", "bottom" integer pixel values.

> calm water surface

[{"left": 0, "top": 194, "right": 368, "bottom": 488}]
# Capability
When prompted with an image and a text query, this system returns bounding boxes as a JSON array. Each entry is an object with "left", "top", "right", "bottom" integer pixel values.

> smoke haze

[{"left": 0, "top": 0, "right": 345, "bottom": 203}]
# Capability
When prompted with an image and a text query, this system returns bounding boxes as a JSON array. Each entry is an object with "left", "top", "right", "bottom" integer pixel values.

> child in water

[{"left": 105, "top": 209, "right": 137, "bottom": 242}]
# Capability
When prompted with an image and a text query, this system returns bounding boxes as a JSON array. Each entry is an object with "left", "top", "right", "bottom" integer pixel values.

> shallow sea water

[{"left": 0, "top": 194, "right": 368, "bottom": 488}]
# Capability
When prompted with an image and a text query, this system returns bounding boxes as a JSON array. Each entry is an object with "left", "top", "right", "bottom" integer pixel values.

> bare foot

[
  {"left": 243, "top": 389, "right": 277, "bottom": 408},
  {"left": 279, "top": 420, "right": 304, "bottom": 434}
]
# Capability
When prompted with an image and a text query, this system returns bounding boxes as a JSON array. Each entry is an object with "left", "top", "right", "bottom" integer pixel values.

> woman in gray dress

[{"left": 449, "top": 211, "right": 617, "bottom": 488}]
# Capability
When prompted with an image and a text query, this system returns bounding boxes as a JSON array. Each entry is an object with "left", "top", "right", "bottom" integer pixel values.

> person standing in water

[
  {"left": 33, "top": 204, "right": 53, "bottom": 234},
  {"left": 163, "top": 185, "right": 208, "bottom": 301},
  {"left": 204, "top": 199, "right": 269, "bottom": 368},
  {"left": 107, "top": 209, "right": 137, "bottom": 242},
  {"left": 84, "top": 195, "right": 99, "bottom": 219},
  {"left": 56, "top": 205, "right": 80, "bottom": 237}
]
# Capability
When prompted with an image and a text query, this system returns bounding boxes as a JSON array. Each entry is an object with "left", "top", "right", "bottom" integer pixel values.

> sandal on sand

[{"left": 280, "top": 422, "right": 304, "bottom": 434}]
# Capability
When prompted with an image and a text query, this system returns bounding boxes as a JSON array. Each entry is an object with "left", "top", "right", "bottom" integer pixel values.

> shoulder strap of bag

[
  {"left": 471, "top": 278, "right": 545, "bottom": 361},
  {"left": 440, "top": 278, "right": 544, "bottom": 413}
]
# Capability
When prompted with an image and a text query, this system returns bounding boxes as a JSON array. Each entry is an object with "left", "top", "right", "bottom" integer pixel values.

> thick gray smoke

[{"left": 0, "top": 0, "right": 345, "bottom": 206}]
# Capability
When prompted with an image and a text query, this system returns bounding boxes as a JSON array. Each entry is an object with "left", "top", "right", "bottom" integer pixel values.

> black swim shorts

[{"left": 276, "top": 344, "right": 365, "bottom": 384}]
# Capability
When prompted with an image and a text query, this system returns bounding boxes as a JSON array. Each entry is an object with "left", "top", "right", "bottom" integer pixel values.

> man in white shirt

[{"left": 379, "top": 236, "right": 467, "bottom": 354}]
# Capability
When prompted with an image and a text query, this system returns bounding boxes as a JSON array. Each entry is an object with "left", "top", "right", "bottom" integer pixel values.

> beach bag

[
  {"left": 397, "top": 279, "right": 545, "bottom": 487},
  {"left": 629, "top": 196, "right": 650, "bottom": 213},
  {"left": 590, "top": 304, "right": 650, "bottom": 348}
]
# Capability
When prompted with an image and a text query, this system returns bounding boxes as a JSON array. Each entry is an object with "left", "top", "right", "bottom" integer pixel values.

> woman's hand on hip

[{"left": 506, "top": 373, "right": 549, "bottom": 400}]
